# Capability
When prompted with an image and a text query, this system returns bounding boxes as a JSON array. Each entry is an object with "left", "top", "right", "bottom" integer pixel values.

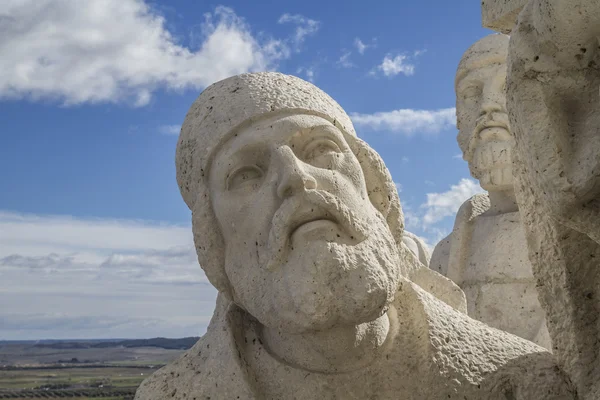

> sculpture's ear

[
  {"left": 191, "top": 185, "right": 233, "bottom": 302},
  {"left": 349, "top": 135, "right": 468, "bottom": 312},
  {"left": 349, "top": 136, "right": 404, "bottom": 254}
]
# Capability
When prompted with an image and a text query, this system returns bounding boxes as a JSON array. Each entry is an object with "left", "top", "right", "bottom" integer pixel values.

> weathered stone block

[{"left": 482, "top": 0, "right": 527, "bottom": 33}]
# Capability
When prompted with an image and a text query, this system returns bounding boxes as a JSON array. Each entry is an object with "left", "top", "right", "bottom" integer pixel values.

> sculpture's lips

[
  {"left": 288, "top": 208, "right": 341, "bottom": 240},
  {"left": 291, "top": 218, "right": 338, "bottom": 238},
  {"left": 476, "top": 119, "right": 511, "bottom": 141}
]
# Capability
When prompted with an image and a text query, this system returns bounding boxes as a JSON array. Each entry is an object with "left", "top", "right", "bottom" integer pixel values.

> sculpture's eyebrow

[
  {"left": 298, "top": 124, "right": 342, "bottom": 141},
  {"left": 456, "top": 70, "right": 480, "bottom": 86}
]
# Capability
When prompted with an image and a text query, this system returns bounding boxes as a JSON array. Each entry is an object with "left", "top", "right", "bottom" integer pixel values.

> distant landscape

[{"left": 0, "top": 337, "right": 199, "bottom": 399}]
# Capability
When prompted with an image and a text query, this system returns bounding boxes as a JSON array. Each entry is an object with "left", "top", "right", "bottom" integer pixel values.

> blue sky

[{"left": 0, "top": 0, "right": 490, "bottom": 340}]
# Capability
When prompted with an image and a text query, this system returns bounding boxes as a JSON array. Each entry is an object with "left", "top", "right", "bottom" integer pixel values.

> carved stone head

[
  {"left": 175, "top": 72, "right": 408, "bottom": 334},
  {"left": 455, "top": 34, "right": 514, "bottom": 192}
]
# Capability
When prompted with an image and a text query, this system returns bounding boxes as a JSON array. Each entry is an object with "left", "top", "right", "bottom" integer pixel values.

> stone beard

[{"left": 470, "top": 127, "right": 513, "bottom": 190}]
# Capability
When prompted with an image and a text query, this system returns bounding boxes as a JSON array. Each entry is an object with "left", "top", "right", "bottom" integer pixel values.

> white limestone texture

[
  {"left": 482, "top": 0, "right": 527, "bottom": 34},
  {"left": 402, "top": 231, "right": 431, "bottom": 267},
  {"left": 430, "top": 34, "right": 551, "bottom": 349},
  {"left": 135, "top": 72, "right": 575, "bottom": 399},
  {"left": 404, "top": 230, "right": 467, "bottom": 313},
  {"left": 505, "top": 0, "right": 600, "bottom": 397}
]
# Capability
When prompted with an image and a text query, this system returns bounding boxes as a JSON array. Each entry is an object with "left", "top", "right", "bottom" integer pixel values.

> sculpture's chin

[
  {"left": 226, "top": 212, "right": 401, "bottom": 334},
  {"left": 254, "top": 241, "right": 398, "bottom": 333},
  {"left": 477, "top": 166, "right": 514, "bottom": 192},
  {"left": 471, "top": 140, "right": 515, "bottom": 191}
]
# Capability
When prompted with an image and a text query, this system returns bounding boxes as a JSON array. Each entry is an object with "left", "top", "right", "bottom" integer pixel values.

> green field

[
  {"left": 0, "top": 365, "right": 154, "bottom": 399},
  {"left": 0, "top": 341, "right": 189, "bottom": 400}
]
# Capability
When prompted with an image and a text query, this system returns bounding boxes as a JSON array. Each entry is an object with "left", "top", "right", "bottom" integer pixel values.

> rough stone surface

[
  {"left": 482, "top": 0, "right": 527, "bottom": 34},
  {"left": 137, "top": 284, "right": 574, "bottom": 399},
  {"left": 136, "top": 72, "right": 574, "bottom": 399},
  {"left": 431, "top": 34, "right": 550, "bottom": 349},
  {"left": 506, "top": 1, "right": 600, "bottom": 397},
  {"left": 404, "top": 231, "right": 467, "bottom": 313}
]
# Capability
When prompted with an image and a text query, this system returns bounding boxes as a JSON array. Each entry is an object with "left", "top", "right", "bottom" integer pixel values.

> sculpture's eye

[
  {"left": 227, "top": 165, "right": 263, "bottom": 190},
  {"left": 303, "top": 138, "right": 342, "bottom": 163},
  {"left": 461, "top": 84, "right": 482, "bottom": 100}
]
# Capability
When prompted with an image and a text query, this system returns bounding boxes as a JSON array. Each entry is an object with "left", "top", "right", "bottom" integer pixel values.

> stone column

[{"left": 486, "top": 0, "right": 600, "bottom": 398}]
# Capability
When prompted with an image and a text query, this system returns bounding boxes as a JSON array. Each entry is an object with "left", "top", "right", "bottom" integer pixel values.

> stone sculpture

[
  {"left": 504, "top": 0, "right": 600, "bottom": 397},
  {"left": 402, "top": 231, "right": 431, "bottom": 267},
  {"left": 430, "top": 34, "right": 550, "bottom": 349},
  {"left": 135, "top": 72, "right": 575, "bottom": 399},
  {"left": 481, "top": 0, "right": 527, "bottom": 34}
]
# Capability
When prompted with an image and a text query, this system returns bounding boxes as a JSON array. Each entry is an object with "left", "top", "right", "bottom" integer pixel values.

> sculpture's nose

[
  {"left": 480, "top": 89, "right": 503, "bottom": 117},
  {"left": 274, "top": 146, "right": 317, "bottom": 199},
  {"left": 479, "top": 74, "right": 506, "bottom": 118}
]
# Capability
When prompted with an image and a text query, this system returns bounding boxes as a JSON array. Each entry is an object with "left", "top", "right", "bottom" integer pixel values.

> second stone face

[{"left": 430, "top": 33, "right": 550, "bottom": 349}]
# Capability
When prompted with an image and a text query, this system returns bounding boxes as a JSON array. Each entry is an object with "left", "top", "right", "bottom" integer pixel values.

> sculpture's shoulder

[
  {"left": 459, "top": 193, "right": 490, "bottom": 223},
  {"left": 429, "top": 193, "right": 488, "bottom": 277},
  {"left": 400, "top": 282, "right": 576, "bottom": 399},
  {"left": 135, "top": 331, "right": 256, "bottom": 400},
  {"left": 134, "top": 336, "right": 207, "bottom": 399},
  {"left": 135, "top": 297, "right": 256, "bottom": 400},
  {"left": 480, "top": 350, "right": 578, "bottom": 399}
]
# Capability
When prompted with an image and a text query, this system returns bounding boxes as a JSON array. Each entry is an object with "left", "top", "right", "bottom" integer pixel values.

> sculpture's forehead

[
  {"left": 214, "top": 114, "right": 338, "bottom": 159},
  {"left": 456, "top": 57, "right": 507, "bottom": 85},
  {"left": 456, "top": 37, "right": 508, "bottom": 86}
]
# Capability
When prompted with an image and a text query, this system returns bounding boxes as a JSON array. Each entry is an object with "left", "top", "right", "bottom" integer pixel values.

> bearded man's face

[
  {"left": 456, "top": 52, "right": 515, "bottom": 192},
  {"left": 208, "top": 114, "right": 401, "bottom": 333}
]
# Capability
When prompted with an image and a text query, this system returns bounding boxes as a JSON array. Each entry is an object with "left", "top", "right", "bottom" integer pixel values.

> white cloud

[
  {"left": 371, "top": 49, "right": 425, "bottom": 78},
  {"left": 337, "top": 51, "right": 354, "bottom": 68},
  {"left": 354, "top": 37, "right": 377, "bottom": 55},
  {"left": 395, "top": 182, "right": 403, "bottom": 193},
  {"left": 400, "top": 178, "right": 484, "bottom": 248},
  {"left": 0, "top": 1, "right": 290, "bottom": 106},
  {"left": 0, "top": 314, "right": 162, "bottom": 332},
  {"left": 355, "top": 38, "right": 368, "bottom": 55},
  {"left": 401, "top": 203, "right": 422, "bottom": 231},
  {"left": 421, "top": 178, "right": 485, "bottom": 226},
  {"left": 296, "top": 66, "right": 316, "bottom": 82},
  {"left": 453, "top": 153, "right": 464, "bottom": 160},
  {"left": 278, "top": 13, "right": 320, "bottom": 49},
  {"left": 377, "top": 54, "right": 415, "bottom": 77},
  {"left": 0, "top": 211, "right": 192, "bottom": 254},
  {"left": 350, "top": 108, "right": 456, "bottom": 136},
  {"left": 0, "top": 210, "right": 217, "bottom": 339},
  {"left": 418, "top": 227, "right": 450, "bottom": 250},
  {"left": 159, "top": 125, "right": 181, "bottom": 135},
  {"left": 401, "top": 156, "right": 410, "bottom": 164}
]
